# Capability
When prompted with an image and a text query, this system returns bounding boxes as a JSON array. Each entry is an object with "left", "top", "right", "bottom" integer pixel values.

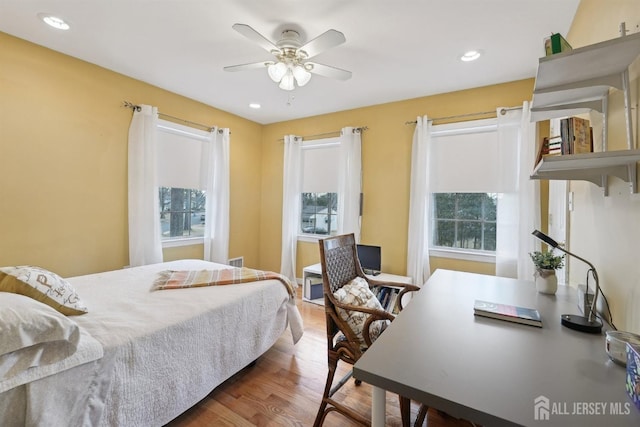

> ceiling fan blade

[
  {"left": 223, "top": 61, "right": 269, "bottom": 72},
  {"left": 232, "top": 23, "right": 279, "bottom": 53},
  {"left": 306, "top": 62, "right": 352, "bottom": 81},
  {"left": 299, "top": 29, "right": 346, "bottom": 59}
]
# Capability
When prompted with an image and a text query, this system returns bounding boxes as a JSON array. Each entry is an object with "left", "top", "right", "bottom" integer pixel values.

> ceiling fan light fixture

[
  {"left": 292, "top": 65, "right": 311, "bottom": 86},
  {"left": 226, "top": 24, "right": 350, "bottom": 91},
  {"left": 279, "top": 71, "right": 295, "bottom": 91},
  {"left": 268, "top": 62, "right": 287, "bottom": 82}
]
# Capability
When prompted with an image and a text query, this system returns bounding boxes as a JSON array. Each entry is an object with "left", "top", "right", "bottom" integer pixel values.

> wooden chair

[{"left": 313, "top": 233, "right": 421, "bottom": 427}]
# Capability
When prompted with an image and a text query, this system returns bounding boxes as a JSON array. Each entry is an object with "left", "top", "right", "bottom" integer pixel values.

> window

[
  {"left": 428, "top": 118, "right": 517, "bottom": 259},
  {"left": 159, "top": 188, "right": 206, "bottom": 239},
  {"left": 301, "top": 192, "right": 337, "bottom": 235},
  {"left": 299, "top": 138, "right": 340, "bottom": 237},
  {"left": 156, "top": 119, "right": 212, "bottom": 244},
  {"left": 432, "top": 193, "right": 497, "bottom": 252}
]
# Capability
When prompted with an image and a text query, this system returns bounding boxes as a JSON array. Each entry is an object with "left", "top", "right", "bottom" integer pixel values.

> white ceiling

[{"left": 0, "top": 0, "right": 580, "bottom": 125}]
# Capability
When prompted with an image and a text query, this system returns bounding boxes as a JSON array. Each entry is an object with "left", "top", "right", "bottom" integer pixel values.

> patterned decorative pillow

[
  {"left": 333, "top": 277, "right": 389, "bottom": 348},
  {"left": 0, "top": 266, "right": 88, "bottom": 316}
]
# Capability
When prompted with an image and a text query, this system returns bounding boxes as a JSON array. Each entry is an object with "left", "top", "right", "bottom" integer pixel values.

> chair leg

[
  {"left": 313, "top": 355, "right": 339, "bottom": 427},
  {"left": 399, "top": 396, "right": 410, "bottom": 427}
]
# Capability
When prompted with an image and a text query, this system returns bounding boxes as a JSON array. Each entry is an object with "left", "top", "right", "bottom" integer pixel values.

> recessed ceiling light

[
  {"left": 38, "top": 13, "right": 70, "bottom": 30},
  {"left": 461, "top": 50, "right": 481, "bottom": 62},
  {"left": 249, "top": 103, "right": 261, "bottom": 109}
]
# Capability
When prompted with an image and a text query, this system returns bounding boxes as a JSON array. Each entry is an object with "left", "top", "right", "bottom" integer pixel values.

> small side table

[{"left": 301, "top": 263, "right": 413, "bottom": 304}]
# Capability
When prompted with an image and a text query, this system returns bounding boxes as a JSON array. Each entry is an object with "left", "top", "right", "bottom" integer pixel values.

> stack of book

[
  {"left": 370, "top": 285, "right": 400, "bottom": 314},
  {"left": 560, "top": 117, "right": 593, "bottom": 155},
  {"left": 535, "top": 116, "right": 593, "bottom": 166}
]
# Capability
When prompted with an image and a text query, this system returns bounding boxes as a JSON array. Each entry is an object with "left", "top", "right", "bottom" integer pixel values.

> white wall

[{"left": 567, "top": 0, "right": 640, "bottom": 332}]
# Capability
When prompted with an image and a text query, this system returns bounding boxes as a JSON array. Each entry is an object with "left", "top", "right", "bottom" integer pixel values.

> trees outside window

[
  {"left": 159, "top": 187, "right": 206, "bottom": 239},
  {"left": 432, "top": 193, "right": 497, "bottom": 251}
]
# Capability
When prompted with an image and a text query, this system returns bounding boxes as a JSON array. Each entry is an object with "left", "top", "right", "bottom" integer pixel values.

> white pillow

[
  {"left": 0, "top": 292, "right": 80, "bottom": 381},
  {"left": 333, "top": 277, "right": 390, "bottom": 348},
  {"left": 0, "top": 266, "right": 88, "bottom": 315}
]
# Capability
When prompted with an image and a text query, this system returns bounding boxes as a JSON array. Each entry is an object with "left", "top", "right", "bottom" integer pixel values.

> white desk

[
  {"left": 301, "top": 263, "right": 412, "bottom": 303},
  {"left": 353, "top": 269, "right": 640, "bottom": 427}
]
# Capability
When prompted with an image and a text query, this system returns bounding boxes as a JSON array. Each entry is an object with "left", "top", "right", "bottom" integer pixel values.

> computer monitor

[{"left": 356, "top": 244, "right": 381, "bottom": 275}]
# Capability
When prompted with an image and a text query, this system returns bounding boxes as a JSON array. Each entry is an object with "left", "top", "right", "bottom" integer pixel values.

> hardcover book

[
  {"left": 571, "top": 117, "right": 593, "bottom": 154},
  {"left": 474, "top": 300, "right": 542, "bottom": 327}
]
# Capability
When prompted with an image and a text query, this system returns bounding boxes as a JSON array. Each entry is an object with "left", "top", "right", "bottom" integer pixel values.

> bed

[{"left": 0, "top": 259, "right": 303, "bottom": 426}]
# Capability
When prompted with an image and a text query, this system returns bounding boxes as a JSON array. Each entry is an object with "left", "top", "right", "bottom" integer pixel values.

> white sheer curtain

[
  {"left": 337, "top": 127, "right": 362, "bottom": 241},
  {"left": 203, "top": 127, "right": 230, "bottom": 264},
  {"left": 280, "top": 135, "right": 303, "bottom": 282},
  {"left": 495, "top": 102, "right": 540, "bottom": 279},
  {"left": 127, "top": 105, "right": 163, "bottom": 267},
  {"left": 406, "top": 116, "right": 432, "bottom": 285}
]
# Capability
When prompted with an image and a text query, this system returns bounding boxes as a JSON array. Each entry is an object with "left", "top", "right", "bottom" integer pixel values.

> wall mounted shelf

[
  {"left": 531, "top": 30, "right": 640, "bottom": 124},
  {"left": 530, "top": 149, "right": 640, "bottom": 194},
  {"left": 530, "top": 27, "right": 640, "bottom": 195}
]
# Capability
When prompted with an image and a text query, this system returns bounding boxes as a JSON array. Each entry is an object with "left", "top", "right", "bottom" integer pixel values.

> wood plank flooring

[{"left": 166, "top": 288, "right": 420, "bottom": 426}]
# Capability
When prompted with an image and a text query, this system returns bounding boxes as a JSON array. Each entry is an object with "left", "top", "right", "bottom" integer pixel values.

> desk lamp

[{"left": 532, "top": 230, "right": 602, "bottom": 334}]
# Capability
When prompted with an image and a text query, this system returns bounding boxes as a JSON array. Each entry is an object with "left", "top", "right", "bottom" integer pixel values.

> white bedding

[{"left": 0, "top": 259, "right": 303, "bottom": 426}]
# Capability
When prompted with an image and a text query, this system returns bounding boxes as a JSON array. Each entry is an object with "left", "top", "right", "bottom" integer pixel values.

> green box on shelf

[
  {"left": 627, "top": 342, "right": 640, "bottom": 411},
  {"left": 544, "top": 33, "right": 573, "bottom": 56}
]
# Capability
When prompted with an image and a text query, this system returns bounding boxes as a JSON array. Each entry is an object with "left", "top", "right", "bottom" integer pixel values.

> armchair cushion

[{"left": 333, "top": 277, "right": 390, "bottom": 348}]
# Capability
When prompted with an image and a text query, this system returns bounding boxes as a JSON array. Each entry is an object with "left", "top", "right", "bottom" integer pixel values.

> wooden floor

[{"left": 166, "top": 288, "right": 421, "bottom": 426}]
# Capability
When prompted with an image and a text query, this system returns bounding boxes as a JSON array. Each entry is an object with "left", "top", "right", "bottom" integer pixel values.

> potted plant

[{"left": 529, "top": 250, "right": 564, "bottom": 294}]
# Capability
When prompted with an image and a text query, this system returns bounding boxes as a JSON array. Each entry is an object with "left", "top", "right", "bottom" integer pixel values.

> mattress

[{"left": 0, "top": 259, "right": 303, "bottom": 426}]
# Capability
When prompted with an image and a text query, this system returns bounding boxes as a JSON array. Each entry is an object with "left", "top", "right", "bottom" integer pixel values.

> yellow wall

[
  {"left": 0, "top": 32, "right": 263, "bottom": 277},
  {"left": 259, "top": 80, "right": 535, "bottom": 277},
  {"left": 563, "top": 0, "right": 640, "bottom": 332},
  {"left": 0, "top": 29, "right": 536, "bottom": 280}
]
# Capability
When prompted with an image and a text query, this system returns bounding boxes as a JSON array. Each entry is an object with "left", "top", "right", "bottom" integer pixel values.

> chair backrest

[
  {"left": 318, "top": 233, "right": 371, "bottom": 357},
  {"left": 319, "top": 233, "right": 365, "bottom": 294}
]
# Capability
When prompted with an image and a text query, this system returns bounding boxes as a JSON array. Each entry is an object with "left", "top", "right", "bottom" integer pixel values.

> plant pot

[{"left": 535, "top": 268, "right": 558, "bottom": 295}]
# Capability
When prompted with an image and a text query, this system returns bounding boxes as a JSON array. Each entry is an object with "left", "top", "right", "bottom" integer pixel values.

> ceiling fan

[{"left": 224, "top": 23, "right": 352, "bottom": 91}]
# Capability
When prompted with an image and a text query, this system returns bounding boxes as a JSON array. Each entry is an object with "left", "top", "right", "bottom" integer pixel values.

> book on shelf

[
  {"left": 571, "top": 117, "right": 593, "bottom": 154},
  {"left": 559, "top": 117, "right": 593, "bottom": 155},
  {"left": 372, "top": 285, "right": 400, "bottom": 314},
  {"left": 544, "top": 33, "right": 572, "bottom": 56},
  {"left": 535, "top": 135, "right": 563, "bottom": 166},
  {"left": 473, "top": 300, "right": 542, "bottom": 327}
]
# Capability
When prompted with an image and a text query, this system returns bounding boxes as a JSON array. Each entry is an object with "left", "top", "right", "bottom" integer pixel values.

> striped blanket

[{"left": 152, "top": 267, "right": 295, "bottom": 299}]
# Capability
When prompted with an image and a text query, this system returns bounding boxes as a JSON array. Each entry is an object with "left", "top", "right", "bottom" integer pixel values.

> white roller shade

[
  {"left": 301, "top": 138, "right": 340, "bottom": 193},
  {"left": 156, "top": 119, "right": 211, "bottom": 190},
  {"left": 429, "top": 118, "right": 517, "bottom": 193}
]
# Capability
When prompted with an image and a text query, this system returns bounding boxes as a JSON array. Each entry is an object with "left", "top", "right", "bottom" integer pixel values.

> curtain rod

[
  {"left": 276, "top": 126, "right": 369, "bottom": 142},
  {"left": 404, "top": 105, "right": 522, "bottom": 125},
  {"left": 123, "top": 101, "right": 221, "bottom": 133}
]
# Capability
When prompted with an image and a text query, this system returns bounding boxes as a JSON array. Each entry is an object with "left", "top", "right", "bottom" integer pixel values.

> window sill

[
  {"left": 162, "top": 237, "right": 204, "bottom": 248},
  {"left": 297, "top": 234, "right": 333, "bottom": 243},
  {"left": 429, "top": 248, "right": 495, "bottom": 264}
]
